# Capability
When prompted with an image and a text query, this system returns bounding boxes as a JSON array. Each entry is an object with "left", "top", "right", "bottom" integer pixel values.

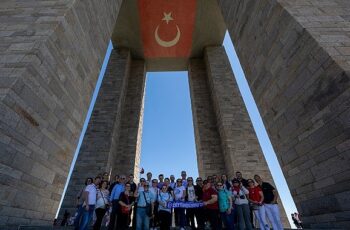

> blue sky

[{"left": 58, "top": 33, "right": 297, "bottom": 227}]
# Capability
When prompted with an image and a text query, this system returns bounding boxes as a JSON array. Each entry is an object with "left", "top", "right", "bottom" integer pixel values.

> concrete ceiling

[{"left": 112, "top": 0, "right": 226, "bottom": 71}]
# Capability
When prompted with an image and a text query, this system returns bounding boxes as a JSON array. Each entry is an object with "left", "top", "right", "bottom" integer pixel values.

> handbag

[
  {"left": 121, "top": 193, "right": 130, "bottom": 214},
  {"left": 250, "top": 202, "right": 260, "bottom": 210},
  {"left": 143, "top": 192, "right": 152, "bottom": 217}
]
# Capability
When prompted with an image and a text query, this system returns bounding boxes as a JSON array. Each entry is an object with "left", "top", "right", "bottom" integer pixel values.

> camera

[{"left": 240, "top": 195, "right": 245, "bottom": 199}]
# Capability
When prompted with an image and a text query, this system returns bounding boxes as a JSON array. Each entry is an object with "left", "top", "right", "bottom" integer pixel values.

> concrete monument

[{"left": 0, "top": 0, "right": 349, "bottom": 228}]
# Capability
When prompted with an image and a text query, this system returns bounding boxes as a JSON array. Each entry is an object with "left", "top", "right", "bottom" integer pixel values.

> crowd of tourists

[{"left": 70, "top": 170, "right": 285, "bottom": 230}]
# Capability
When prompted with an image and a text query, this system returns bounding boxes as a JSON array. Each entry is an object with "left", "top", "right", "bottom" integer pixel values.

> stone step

[{"left": 4, "top": 227, "right": 298, "bottom": 230}]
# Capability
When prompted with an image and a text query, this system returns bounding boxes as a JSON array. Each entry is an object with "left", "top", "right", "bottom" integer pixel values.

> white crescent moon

[{"left": 155, "top": 25, "right": 181, "bottom": 48}]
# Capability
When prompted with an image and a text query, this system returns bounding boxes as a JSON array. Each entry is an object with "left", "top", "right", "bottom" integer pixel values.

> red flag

[{"left": 138, "top": 0, "right": 197, "bottom": 58}]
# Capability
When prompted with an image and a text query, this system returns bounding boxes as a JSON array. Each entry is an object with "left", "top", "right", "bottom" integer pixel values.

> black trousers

[
  {"left": 195, "top": 208, "right": 205, "bottom": 229},
  {"left": 117, "top": 212, "right": 129, "bottom": 230},
  {"left": 186, "top": 208, "right": 196, "bottom": 229},
  {"left": 108, "top": 200, "right": 119, "bottom": 230},
  {"left": 204, "top": 209, "right": 220, "bottom": 230},
  {"left": 158, "top": 210, "right": 172, "bottom": 230},
  {"left": 132, "top": 205, "right": 137, "bottom": 230},
  {"left": 94, "top": 208, "right": 107, "bottom": 230},
  {"left": 150, "top": 202, "right": 159, "bottom": 227}
]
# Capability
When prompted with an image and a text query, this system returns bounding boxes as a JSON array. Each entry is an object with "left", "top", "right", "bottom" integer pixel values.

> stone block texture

[
  {"left": 218, "top": 0, "right": 350, "bottom": 228},
  {"left": 190, "top": 46, "right": 289, "bottom": 227},
  {"left": 60, "top": 49, "right": 145, "bottom": 217},
  {"left": 188, "top": 59, "right": 226, "bottom": 178},
  {"left": 113, "top": 60, "right": 146, "bottom": 178},
  {"left": 0, "top": 0, "right": 122, "bottom": 225}
]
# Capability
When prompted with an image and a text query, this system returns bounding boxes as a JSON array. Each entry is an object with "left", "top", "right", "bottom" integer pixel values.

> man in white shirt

[{"left": 79, "top": 176, "right": 101, "bottom": 230}]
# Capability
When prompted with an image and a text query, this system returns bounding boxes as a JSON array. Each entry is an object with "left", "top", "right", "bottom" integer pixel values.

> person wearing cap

[
  {"left": 247, "top": 179, "right": 269, "bottom": 230},
  {"left": 232, "top": 178, "right": 252, "bottom": 230},
  {"left": 134, "top": 181, "right": 155, "bottom": 230},
  {"left": 202, "top": 180, "right": 219, "bottom": 230}
]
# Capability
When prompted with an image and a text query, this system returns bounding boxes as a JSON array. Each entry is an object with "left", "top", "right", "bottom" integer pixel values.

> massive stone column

[
  {"left": 0, "top": 0, "right": 122, "bottom": 226},
  {"left": 59, "top": 48, "right": 134, "bottom": 216},
  {"left": 204, "top": 46, "right": 289, "bottom": 227},
  {"left": 218, "top": 0, "right": 350, "bottom": 228},
  {"left": 189, "top": 59, "right": 226, "bottom": 178},
  {"left": 189, "top": 46, "right": 289, "bottom": 227},
  {"left": 113, "top": 60, "right": 146, "bottom": 178},
  {"left": 204, "top": 46, "right": 274, "bottom": 180}
]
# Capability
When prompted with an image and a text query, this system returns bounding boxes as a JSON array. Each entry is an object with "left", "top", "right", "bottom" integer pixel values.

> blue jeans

[
  {"left": 79, "top": 205, "right": 95, "bottom": 230},
  {"left": 221, "top": 209, "right": 235, "bottom": 230},
  {"left": 74, "top": 204, "right": 84, "bottom": 230},
  {"left": 136, "top": 207, "right": 150, "bottom": 230}
]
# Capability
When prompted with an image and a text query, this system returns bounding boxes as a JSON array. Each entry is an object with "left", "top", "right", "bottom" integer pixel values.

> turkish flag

[{"left": 138, "top": 0, "right": 197, "bottom": 58}]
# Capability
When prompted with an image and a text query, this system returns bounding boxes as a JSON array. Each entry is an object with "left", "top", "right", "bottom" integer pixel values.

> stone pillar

[
  {"left": 203, "top": 46, "right": 272, "bottom": 181},
  {"left": 59, "top": 48, "right": 132, "bottom": 216},
  {"left": 218, "top": 0, "right": 350, "bottom": 228},
  {"left": 189, "top": 46, "right": 289, "bottom": 226},
  {"left": 188, "top": 59, "right": 226, "bottom": 178},
  {"left": 204, "top": 46, "right": 289, "bottom": 227},
  {"left": 0, "top": 0, "right": 122, "bottom": 226},
  {"left": 113, "top": 60, "right": 146, "bottom": 178}
]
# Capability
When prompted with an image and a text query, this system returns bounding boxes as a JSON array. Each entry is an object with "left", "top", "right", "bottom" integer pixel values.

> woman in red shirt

[
  {"left": 247, "top": 179, "right": 269, "bottom": 230},
  {"left": 202, "top": 180, "right": 219, "bottom": 230}
]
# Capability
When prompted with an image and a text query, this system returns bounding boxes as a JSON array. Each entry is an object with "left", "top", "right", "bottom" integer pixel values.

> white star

[{"left": 162, "top": 12, "right": 173, "bottom": 24}]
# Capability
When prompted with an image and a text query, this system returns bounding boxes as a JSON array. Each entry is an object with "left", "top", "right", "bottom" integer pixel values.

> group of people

[{"left": 72, "top": 170, "right": 285, "bottom": 230}]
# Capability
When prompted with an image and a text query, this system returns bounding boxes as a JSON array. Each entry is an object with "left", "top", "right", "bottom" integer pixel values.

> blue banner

[{"left": 166, "top": 201, "right": 204, "bottom": 209}]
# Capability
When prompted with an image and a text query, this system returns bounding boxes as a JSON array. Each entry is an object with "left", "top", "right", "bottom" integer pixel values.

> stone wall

[
  {"left": 0, "top": 0, "right": 122, "bottom": 225},
  {"left": 113, "top": 60, "right": 146, "bottom": 177},
  {"left": 204, "top": 46, "right": 289, "bottom": 227},
  {"left": 218, "top": 0, "right": 350, "bottom": 228},
  {"left": 188, "top": 59, "right": 226, "bottom": 178},
  {"left": 59, "top": 48, "right": 131, "bottom": 217},
  {"left": 204, "top": 46, "right": 274, "bottom": 181}
]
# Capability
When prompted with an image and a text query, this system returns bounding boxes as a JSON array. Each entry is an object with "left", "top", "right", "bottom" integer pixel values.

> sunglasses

[{"left": 217, "top": 184, "right": 223, "bottom": 186}]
